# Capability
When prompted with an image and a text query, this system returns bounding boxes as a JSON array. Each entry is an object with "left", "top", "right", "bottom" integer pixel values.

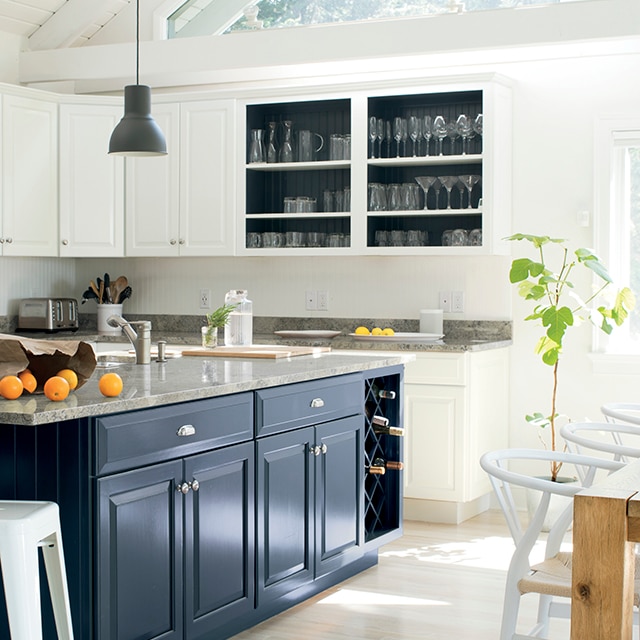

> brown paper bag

[{"left": 0, "top": 333, "right": 96, "bottom": 392}]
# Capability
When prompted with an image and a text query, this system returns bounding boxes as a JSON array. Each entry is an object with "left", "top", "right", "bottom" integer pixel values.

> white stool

[{"left": 0, "top": 501, "right": 74, "bottom": 640}]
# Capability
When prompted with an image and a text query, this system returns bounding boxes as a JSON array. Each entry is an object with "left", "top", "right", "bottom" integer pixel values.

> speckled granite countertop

[{"left": 0, "top": 351, "right": 409, "bottom": 427}]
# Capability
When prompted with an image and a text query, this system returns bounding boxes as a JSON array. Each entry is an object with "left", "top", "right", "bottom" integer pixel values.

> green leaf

[
  {"left": 611, "top": 287, "right": 636, "bottom": 325},
  {"left": 577, "top": 248, "right": 613, "bottom": 282},
  {"left": 510, "top": 258, "right": 545, "bottom": 283},
  {"left": 541, "top": 306, "right": 573, "bottom": 344},
  {"left": 505, "top": 234, "right": 566, "bottom": 248},
  {"left": 534, "top": 335, "right": 561, "bottom": 366},
  {"left": 526, "top": 412, "right": 550, "bottom": 428}
]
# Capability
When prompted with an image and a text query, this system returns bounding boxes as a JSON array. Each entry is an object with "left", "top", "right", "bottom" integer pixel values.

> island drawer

[
  {"left": 255, "top": 374, "right": 362, "bottom": 437},
  {"left": 93, "top": 392, "right": 253, "bottom": 475}
]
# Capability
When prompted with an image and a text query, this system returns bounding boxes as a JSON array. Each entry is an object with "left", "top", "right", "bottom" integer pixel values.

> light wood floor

[{"left": 231, "top": 510, "right": 572, "bottom": 639}]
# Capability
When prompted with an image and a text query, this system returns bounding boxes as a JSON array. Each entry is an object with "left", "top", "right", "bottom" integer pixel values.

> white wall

[{"left": 0, "top": 32, "right": 22, "bottom": 85}]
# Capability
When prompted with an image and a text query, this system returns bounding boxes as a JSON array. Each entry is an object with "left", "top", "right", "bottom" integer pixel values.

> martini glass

[
  {"left": 439, "top": 175, "right": 459, "bottom": 209},
  {"left": 433, "top": 115, "right": 447, "bottom": 156},
  {"left": 415, "top": 176, "right": 439, "bottom": 210},
  {"left": 459, "top": 174, "right": 481, "bottom": 209},
  {"left": 456, "top": 178, "right": 466, "bottom": 209}
]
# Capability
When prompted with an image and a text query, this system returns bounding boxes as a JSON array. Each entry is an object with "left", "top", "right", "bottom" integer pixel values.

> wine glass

[
  {"left": 401, "top": 118, "right": 408, "bottom": 157},
  {"left": 369, "top": 116, "right": 377, "bottom": 159},
  {"left": 385, "top": 120, "right": 392, "bottom": 157},
  {"left": 456, "top": 114, "right": 473, "bottom": 155},
  {"left": 422, "top": 115, "right": 432, "bottom": 156},
  {"left": 415, "top": 176, "right": 439, "bottom": 210},
  {"left": 433, "top": 116, "right": 447, "bottom": 156},
  {"left": 408, "top": 115, "right": 420, "bottom": 157},
  {"left": 446, "top": 121, "right": 460, "bottom": 155},
  {"left": 376, "top": 118, "right": 385, "bottom": 158},
  {"left": 393, "top": 117, "right": 403, "bottom": 158},
  {"left": 473, "top": 114, "right": 484, "bottom": 152},
  {"left": 439, "top": 175, "right": 459, "bottom": 209},
  {"left": 458, "top": 174, "right": 481, "bottom": 209}
]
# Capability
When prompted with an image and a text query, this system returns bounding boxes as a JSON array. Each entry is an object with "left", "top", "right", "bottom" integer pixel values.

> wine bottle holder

[{"left": 364, "top": 374, "right": 402, "bottom": 543}]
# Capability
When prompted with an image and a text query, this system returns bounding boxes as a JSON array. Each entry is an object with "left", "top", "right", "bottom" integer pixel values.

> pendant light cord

[{"left": 136, "top": 0, "right": 140, "bottom": 85}]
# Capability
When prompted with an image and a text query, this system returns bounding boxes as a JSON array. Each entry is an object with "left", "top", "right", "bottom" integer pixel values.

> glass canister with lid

[{"left": 224, "top": 290, "right": 253, "bottom": 346}]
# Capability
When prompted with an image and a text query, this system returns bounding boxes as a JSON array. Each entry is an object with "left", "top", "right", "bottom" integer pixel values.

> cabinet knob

[
  {"left": 179, "top": 239, "right": 185, "bottom": 245},
  {"left": 309, "top": 445, "right": 320, "bottom": 456},
  {"left": 176, "top": 424, "right": 196, "bottom": 437},
  {"left": 170, "top": 239, "right": 177, "bottom": 245},
  {"left": 310, "top": 398, "right": 325, "bottom": 408},
  {"left": 321, "top": 443, "right": 327, "bottom": 455},
  {"left": 61, "top": 239, "right": 69, "bottom": 246},
  {"left": 5, "top": 237, "right": 12, "bottom": 244},
  {"left": 190, "top": 480, "right": 200, "bottom": 492},
  {"left": 177, "top": 482, "right": 191, "bottom": 494},
  {"left": 0, "top": 238, "right": 4, "bottom": 244}
]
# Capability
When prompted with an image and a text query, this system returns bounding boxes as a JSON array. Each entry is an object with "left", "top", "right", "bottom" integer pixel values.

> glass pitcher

[
  {"left": 249, "top": 129, "right": 265, "bottom": 163},
  {"left": 266, "top": 121, "right": 278, "bottom": 163},
  {"left": 279, "top": 120, "right": 294, "bottom": 163}
]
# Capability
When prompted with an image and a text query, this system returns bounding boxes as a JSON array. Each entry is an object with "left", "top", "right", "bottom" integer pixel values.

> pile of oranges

[{"left": 0, "top": 369, "right": 123, "bottom": 401}]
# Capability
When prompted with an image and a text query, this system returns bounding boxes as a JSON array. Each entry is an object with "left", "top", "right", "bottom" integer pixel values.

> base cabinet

[
  {"left": 256, "top": 416, "right": 363, "bottom": 607},
  {"left": 403, "top": 349, "right": 509, "bottom": 523},
  {"left": 97, "top": 442, "right": 255, "bottom": 640}
]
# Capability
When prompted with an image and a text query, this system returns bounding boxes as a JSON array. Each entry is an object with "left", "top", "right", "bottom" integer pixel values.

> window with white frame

[{"left": 594, "top": 118, "right": 640, "bottom": 355}]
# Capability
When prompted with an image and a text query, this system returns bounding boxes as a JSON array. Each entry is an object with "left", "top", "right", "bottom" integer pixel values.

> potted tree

[
  {"left": 507, "top": 233, "right": 635, "bottom": 481},
  {"left": 202, "top": 303, "right": 237, "bottom": 348}
]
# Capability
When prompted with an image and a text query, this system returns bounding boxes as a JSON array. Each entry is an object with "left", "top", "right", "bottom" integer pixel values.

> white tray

[{"left": 349, "top": 332, "right": 444, "bottom": 342}]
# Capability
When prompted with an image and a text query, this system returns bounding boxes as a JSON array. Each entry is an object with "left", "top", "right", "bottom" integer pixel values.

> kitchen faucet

[{"left": 107, "top": 315, "right": 151, "bottom": 364}]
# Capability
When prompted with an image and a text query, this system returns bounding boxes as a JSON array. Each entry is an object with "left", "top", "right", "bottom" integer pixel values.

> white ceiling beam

[
  {"left": 27, "top": 0, "right": 121, "bottom": 50},
  {"left": 19, "top": 0, "right": 640, "bottom": 89}
]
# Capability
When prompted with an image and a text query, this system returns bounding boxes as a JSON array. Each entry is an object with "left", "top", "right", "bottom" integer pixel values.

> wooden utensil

[{"left": 111, "top": 276, "right": 128, "bottom": 304}]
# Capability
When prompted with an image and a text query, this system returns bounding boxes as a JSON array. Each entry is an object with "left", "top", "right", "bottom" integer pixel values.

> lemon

[
  {"left": 382, "top": 328, "right": 395, "bottom": 336},
  {"left": 355, "top": 326, "right": 370, "bottom": 335},
  {"left": 371, "top": 327, "right": 383, "bottom": 336}
]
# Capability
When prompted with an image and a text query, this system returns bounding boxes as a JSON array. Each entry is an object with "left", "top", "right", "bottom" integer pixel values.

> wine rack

[{"left": 364, "top": 367, "right": 403, "bottom": 545}]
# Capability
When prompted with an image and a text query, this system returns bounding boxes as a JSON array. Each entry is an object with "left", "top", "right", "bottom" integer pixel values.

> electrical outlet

[
  {"left": 452, "top": 291, "right": 464, "bottom": 313},
  {"left": 305, "top": 290, "right": 317, "bottom": 311},
  {"left": 199, "top": 288, "right": 211, "bottom": 309},
  {"left": 439, "top": 291, "right": 452, "bottom": 313},
  {"left": 317, "top": 291, "right": 328, "bottom": 311}
]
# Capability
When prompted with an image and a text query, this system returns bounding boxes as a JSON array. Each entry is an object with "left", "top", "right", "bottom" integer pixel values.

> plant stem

[{"left": 550, "top": 358, "right": 562, "bottom": 481}]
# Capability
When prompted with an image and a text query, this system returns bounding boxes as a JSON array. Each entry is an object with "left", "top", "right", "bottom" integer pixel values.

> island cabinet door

[
  {"left": 315, "top": 415, "right": 364, "bottom": 579},
  {"left": 183, "top": 442, "right": 255, "bottom": 640},
  {"left": 96, "top": 459, "right": 184, "bottom": 640},
  {"left": 256, "top": 427, "right": 315, "bottom": 607}
]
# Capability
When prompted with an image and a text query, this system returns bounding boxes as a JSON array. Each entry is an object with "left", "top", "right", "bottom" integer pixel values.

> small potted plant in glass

[{"left": 202, "top": 303, "right": 237, "bottom": 348}]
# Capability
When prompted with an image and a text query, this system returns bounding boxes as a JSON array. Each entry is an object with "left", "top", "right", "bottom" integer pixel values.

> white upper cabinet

[
  {"left": 1, "top": 92, "right": 58, "bottom": 256},
  {"left": 126, "top": 99, "right": 236, "bottom": 257},
  {"left": 238, "top": 74, "right": 512, "bottom": 256},
  {"left": 59, "top": 102, "right": 124, "bottom": 257}
]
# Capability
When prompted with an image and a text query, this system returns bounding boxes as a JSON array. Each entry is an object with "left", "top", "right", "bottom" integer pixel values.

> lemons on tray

[
  {"left": 355, "top": 326, "right": 371, "bottom": 335},
  {"left": 382, "top": 328, "right": 395, "bottom": 336},
  {"left": 371, "top": 327, "right": 383, "bottom": 336}
]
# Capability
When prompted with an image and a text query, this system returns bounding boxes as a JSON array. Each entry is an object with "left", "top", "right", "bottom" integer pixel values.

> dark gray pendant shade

[{"left": 109, "top": 85, "right": 167, "bottom": 156}]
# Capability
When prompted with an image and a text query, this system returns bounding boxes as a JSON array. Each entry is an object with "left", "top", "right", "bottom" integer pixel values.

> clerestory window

[{"left": 167, "top": 0, "right": 593, "bottom": 39}]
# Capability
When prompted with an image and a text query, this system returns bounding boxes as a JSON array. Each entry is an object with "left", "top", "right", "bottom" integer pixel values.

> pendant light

[{"left": 108, "top": 0, "right": 167, "bottom": 156}]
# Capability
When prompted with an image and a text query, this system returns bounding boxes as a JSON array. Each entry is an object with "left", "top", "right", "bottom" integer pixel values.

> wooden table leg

[{"left": 571, "top": 491, "right": 636, "bottom": 640}]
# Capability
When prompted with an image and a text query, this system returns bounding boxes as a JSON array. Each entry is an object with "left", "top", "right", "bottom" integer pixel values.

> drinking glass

[
  {"left": 456, "top": 114, "right": 473, "bottom": 155},
  {"left": 323, "top": 189, "right": 334, "bottom": 212},
  {"left": 422, "top": 115, "right": 432, "bottom": 156},
  {"left": 375, "top": 230, "right": 389, "bottom": 247},
  {"left": 458, "top": 174, "right": 481, "bottom": 209},
  {"left": 446, "top": 121, "right": 460, "bottom": 155},
  {"left": 279, "top": 120, "right": 294, "bottom": 162},
  {"left": 451, "top": 229, "right": 469, "bottom": 246},
  {"left": 473, "top": 114, "right": 484, "bottom": 152},
  {"left": 368, "top": 183, "right": 387, "bottom": 211},
  {"left": 393, "top": 117, "right": 403, "bottom": 158},
  {"left": 469, "top": 228, "right": 483, "bottom": 246},
  {"left": 369, "top": 116, "right": 378, "bottom": 158},
  {"left": 390, "top": 230, "right": 406, "bottom": 247},
  {"left": 408, "top": 115, "right": 420, "bottom": 157},
  {"left": 376, "top": 119, "right": 385, "bottom": 158},
  {"left": 442, "top": 230, "right": 453, "bottom": 246},
  {"left": 414, "top": 176, "right": 439, "bottom": 210},
  {"left": 249, "top": 129, "right": 265, "bottom": 163},
  {"left": 439, "top": 175, "right": 459, "bottom": 209},
  {"left": 401, "top": 183, "right": 419, "bottom": 210},
  {"left": 387, "top": 184, "right": 403, "bottom": 211},
  {"left": 433, "top": 116, "right": 447, "bottom": 156},
  {"left": 307, "top": 232, "right": 326, "bottom": 247}
]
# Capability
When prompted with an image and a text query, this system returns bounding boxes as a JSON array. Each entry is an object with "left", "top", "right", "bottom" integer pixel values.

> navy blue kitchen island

[{"left": 0, "top": 351, "right": 405, "bottom": 640}]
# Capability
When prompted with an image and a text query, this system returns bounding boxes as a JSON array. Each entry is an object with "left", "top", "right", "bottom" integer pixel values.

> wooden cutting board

[{"left": 182, "top": 345, "right": 331, "bottom": 359}]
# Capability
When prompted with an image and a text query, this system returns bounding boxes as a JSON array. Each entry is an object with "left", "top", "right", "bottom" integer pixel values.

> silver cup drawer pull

[
  {"left": 176, "top": 424, "right": 196, "bottom": 437},
  {"left": 310, "top": 398, "right": 325, "bottom": 408}
]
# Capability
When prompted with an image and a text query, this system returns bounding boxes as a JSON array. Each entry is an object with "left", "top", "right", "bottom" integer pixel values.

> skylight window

[{"left": 167, "top": 0, "right": 592, "bottom": 39}]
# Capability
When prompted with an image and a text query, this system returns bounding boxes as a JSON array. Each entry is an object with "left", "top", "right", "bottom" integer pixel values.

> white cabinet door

[
  {"left": 125, "top": 104, "right": 180, "bottom": 256},
  {"left": 179, "top": 100, "right": 235, "bottom": 256},
  {"left": 59, "top": 104, "right": 124, "bottom": 257},
  {"left": 1, "top": 94, "right": 58, "bottom": 256}
]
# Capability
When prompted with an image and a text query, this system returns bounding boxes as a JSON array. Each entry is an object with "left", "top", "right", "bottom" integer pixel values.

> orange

[
  {"left": 0, "top": 375, "right": 23, "bottom": 400},
  {"left": 44, "top": 376, "right": 70, "bottom": 402},
  {"left": 99, "top": 372, "right": 123, "bottom": 397},
  {"left": 18, "top": 369, "right": 37, "bottom": 394},
  {"left": 56, "top": 369, "right": 78, "bottom": 390}
]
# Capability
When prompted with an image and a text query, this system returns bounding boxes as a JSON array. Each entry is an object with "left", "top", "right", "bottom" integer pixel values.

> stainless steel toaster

[{"left": 18, "top": 298, "right": 79, "bottom": 332}]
